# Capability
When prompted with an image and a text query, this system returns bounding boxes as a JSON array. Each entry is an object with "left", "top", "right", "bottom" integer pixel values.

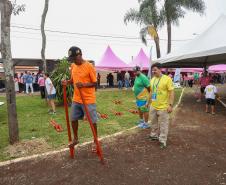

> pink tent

[
  {"left": 209, "top": 64, "right": 226, "bottom": 72},
  {"left": 180, "top": 65, "right": 226, "bottom": 73},
  {"left": 129, "top": 49, "right": 150, "bottom": 70},
  {"left": 96, "top": 46, "right": 130, "bottom": 70}
]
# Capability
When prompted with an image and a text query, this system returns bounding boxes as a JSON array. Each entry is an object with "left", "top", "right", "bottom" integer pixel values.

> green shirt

[
  {"left": 194, "top": 73, "right": 199, "bottom": 80},
  {"left": 133, "top": 73, "right": 150, "bottom": 101}
]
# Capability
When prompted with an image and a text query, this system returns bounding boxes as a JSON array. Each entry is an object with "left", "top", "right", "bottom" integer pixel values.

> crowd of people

[
  {"left": 178, "top": 72, "right": 226, "bottom": 88},
  {"left": 14, "top": 71, "right": 57, "bottom": 115},
  {"left": 168, "top": 71, "right": 224, "bottom": 115},
  {"left": 105, "top": 71, "right": 145, "bottom": 89},
  {"left": 14, "top": 71, "right": 42, "bottom": 95}
]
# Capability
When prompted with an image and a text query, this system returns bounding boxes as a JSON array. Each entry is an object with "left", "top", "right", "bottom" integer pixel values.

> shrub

[{"left": 51, "top": 58, "right": 73, "bottom": 104}]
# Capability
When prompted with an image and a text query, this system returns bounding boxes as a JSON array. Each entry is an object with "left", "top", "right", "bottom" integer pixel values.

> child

[
  {"left": 204, "top": 80, "right": 218, "bottom": 115},
  {"left": 44, "top": 73, "right": 56, "bottom": 114}
]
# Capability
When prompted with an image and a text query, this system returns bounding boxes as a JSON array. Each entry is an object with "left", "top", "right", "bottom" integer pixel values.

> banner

[{"left": 173, "top": 68, "right": 181, "bottom": 83}]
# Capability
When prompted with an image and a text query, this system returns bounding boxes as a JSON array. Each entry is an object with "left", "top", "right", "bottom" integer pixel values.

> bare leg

[
  {"left": 206, "top": 104, "right": 209, "bottom": 113},
  {"left": 69, "top": 120, "right": 79, "bottom": 147},
  {"left": 138, "top": 109, "right": 143, "bottom": 120},
  {"left": 143, "top": 111, "right": 149, "bottom": 123},
  {"left": 93, "top": 123, "right": 97, "bottom": 137},
  {"left": 47, "top": 100, "right": 52, "bottom": 110},
  {"left": 92, "top": 123, "right": 98, "bottom": 152},
  {"left": 50, "top": 100, "right": 56, "bottom": 112},
  {"left": 211, "top": 105, "right": 215, "bottom": 114}
]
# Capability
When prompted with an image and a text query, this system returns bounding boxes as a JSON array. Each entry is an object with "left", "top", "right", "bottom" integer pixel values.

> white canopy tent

[{"left": 156, "top": 15, "right": 226, "bottom": 68}]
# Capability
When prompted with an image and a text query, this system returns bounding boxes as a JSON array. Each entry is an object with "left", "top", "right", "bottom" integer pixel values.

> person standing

[
  {"left": 124, "top": 71, "right": 130, "bottom": 89},
  {"left": 44, "top": 73, "right": 56, "bottom": 114},
  {"left": 22, "top": 71, "right": 28, "bottom": 93},
  {"left": 38, "top": 74, "right": 46, "bottom": 99},
  {"left": 117, "top": 71, "right": 123, "bottom": 89},
  {"left": 14, "top": 73, "right": 19, "bottom": 93},
  {"left": 109, "top": 73, "right": 114, "bottom": 87},
  {"left": 25, "top": 72, "right": 34, "bottom": 95},
  {"left": 97, "top": 73, "right": 101, "bottom": 88},
  {"left": 204, "top": 80, "right": 219, "bottom": 115},
  {"left": 64, "top": 46, "right": 98, "bottom": 151},
  {"left": 149, "top": 63, "right": 174, "bottom": 149},
  {"left": 194, "top": 72, "right": 199, "bottom": 85},
  {"left": 19, "top": 73, "right": 24, "bottom": 93},
  {"left": 133, "top": 66, "right": 150, "bottom": 129},
  {"left": 197, "top": 72, "right": 210, "bottom": 102}
]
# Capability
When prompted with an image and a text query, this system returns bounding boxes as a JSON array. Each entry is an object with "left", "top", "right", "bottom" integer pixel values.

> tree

[
  {"left": 41, "top": 0, "right": 49, "bottom": 73},
  {"left": 124, "top": 0, "right": 163, "bottom": 58},
  {"left": 161, "top": 0, "right": 205, "bottom": 53},
  {"left": 0, "top": 0, "right": 25, "bottom": 144}
]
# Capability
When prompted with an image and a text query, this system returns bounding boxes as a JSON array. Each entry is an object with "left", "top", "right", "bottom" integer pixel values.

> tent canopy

[
  {"left": 129, "top": 48, "right": 150, "bottom": 69},
  {"left": 156, "top": 15, "right": 226, "bottom": 68},
  {"left": 96, "top": 46, "right": 129, "bottom": 70}
]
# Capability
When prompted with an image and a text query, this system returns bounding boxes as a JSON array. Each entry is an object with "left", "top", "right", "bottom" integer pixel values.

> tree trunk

[
  {"left": 41, "top": 0, "right": 49, "bottom": 73},
  {"left": 154, "top": 34, "right": 161, "bottom": 59},
  {"left": 0, "top": 0, "right": 19, "bottom": 144},
  {"left": 167, "top": 19, "right": 171, "bottom": 54}
]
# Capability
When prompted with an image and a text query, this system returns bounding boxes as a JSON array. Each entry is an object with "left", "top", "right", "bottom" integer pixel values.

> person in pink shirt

[
  {"left": 38, "top": 74, "right": 45, "bottom": 99},
  {"left": 197, "top": 72, "right": 210, "bottom": 102}
]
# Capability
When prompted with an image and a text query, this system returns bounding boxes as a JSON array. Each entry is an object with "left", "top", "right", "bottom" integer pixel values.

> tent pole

[{"left": 203, "top": 56, "right": 208, "bottom": 74}]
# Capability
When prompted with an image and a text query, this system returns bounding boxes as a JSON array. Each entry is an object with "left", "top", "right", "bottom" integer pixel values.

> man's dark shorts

[
  {"left": 71, "top": 102, "right": 98, "bottom": 123},
  {"left": 200, "top": 86, "right": 206, "bottom": 94},
  {"left": 206, "top": 98, "right": 215, "bottom": 105}
]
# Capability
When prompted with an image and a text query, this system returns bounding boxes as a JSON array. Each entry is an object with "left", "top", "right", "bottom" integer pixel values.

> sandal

[
  {"left": 91, "top": 143, "right": 97, "bottom": 153},
  {"left": 68, "top": 139, "right": 79, "bottom": 148}
]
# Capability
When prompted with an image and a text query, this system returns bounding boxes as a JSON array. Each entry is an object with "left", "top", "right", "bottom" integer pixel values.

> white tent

[{"left": 156, "top": 15, "right": 226, "bottom": 68}]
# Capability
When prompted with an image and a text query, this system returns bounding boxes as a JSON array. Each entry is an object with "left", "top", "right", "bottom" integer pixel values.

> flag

[{"left": 174, "top": 68, "right": 181, "bottom": 83}]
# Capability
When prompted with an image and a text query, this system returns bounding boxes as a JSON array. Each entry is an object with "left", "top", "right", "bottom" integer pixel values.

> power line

[
  {"left": 11, "top": 25, "right": 192, "bottom": 42},
  {"left": 11, "top": 30, "right": 152, "bottom": 44}
]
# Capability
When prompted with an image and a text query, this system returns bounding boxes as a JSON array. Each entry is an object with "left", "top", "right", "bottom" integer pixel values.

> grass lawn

[{"left": 0, "top": 88, "right": 182, "bottom": 161}]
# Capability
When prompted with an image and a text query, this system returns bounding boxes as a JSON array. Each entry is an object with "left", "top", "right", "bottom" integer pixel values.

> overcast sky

[{"left": 10, "top": 0, "right": 226, "bottom": 63}]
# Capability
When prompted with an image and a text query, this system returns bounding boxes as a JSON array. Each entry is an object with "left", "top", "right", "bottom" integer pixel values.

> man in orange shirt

[{"left": 64, "top": 46, "right": 98, "bottom": 150}]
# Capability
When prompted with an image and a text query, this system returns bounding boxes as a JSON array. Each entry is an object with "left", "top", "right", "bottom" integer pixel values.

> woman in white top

[
  {"left": 14, "top": 74, "right": 19, "bottom": 93},
  {"left": 44, "top": 73, "right": 56, "bottom": 114}
]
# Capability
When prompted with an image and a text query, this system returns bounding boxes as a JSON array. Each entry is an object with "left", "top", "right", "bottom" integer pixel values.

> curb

[
  {"left": 0, "top": 89, "right": 185, "bottom": 167},
  {"left": 0, "top": 126, "right": 138, "bottom": 167},
  {"left": 174, "top": 88, "right": 185, "bottom": 110}
]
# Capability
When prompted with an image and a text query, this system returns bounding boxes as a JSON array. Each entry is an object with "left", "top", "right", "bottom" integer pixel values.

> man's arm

[
  {"left": 167, "top": 90, "right": 174, "bottom": 113},
  {"left": 76, "top": 82, "right": 97, "bottom": 88},
  {"left": 169, "top": 90, "right": 174, "bottom": 106},
  {"left": 49, "top": 83, "right": 53, "bottom": 94},
  {"left": 146, "top": 87, "right": 152, "bottom": 107}
]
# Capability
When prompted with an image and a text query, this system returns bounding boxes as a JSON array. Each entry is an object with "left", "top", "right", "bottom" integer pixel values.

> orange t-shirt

[{"left": 71, "top": 61, "right": 97, "bottom": 104}]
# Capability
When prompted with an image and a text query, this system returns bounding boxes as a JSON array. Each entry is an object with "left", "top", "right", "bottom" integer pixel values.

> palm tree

[
  {"left": 161, "top": 0, "right": 205, "bottom": 53},
  {"left": 124, "top": 0, "right": 163, "bottom": 58}
]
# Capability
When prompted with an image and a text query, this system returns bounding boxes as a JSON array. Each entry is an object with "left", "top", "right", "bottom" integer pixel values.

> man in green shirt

[{"left": 133, "top": 66, "right": 151, "bottom": 129}]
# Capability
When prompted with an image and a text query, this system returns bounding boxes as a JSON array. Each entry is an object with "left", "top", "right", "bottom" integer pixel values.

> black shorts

[
  {"left": 200, "top": 87, "right": 206, "bottom": 94},
  {"left": 206, "top": 98, "right": 215, "bottom": 105}
]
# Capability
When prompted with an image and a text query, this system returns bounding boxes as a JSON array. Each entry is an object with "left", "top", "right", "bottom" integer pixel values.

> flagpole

[{"left": 147, "top": 46, "right": 153, "bottom": 79}]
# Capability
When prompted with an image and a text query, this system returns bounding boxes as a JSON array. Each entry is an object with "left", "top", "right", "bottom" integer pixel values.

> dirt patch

[
  {"left": 4, "top": 138, "right": 51, "bottom": 158},
  {"left": 0, "top": 88, "right": 226, "bottom": 185}
]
